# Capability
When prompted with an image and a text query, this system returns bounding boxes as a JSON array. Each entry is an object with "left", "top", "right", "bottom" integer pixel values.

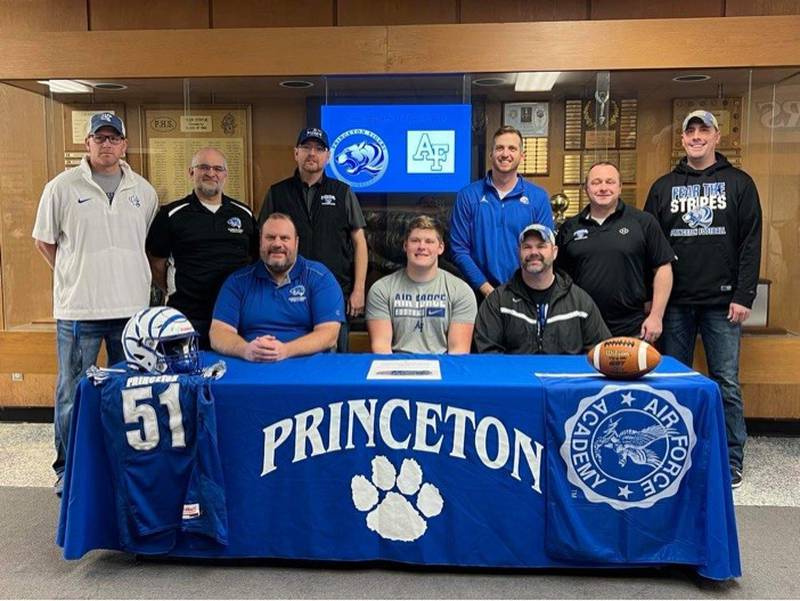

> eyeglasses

[
  {"left": 192, "top": 164, "right": 227, "bottom": 173},
  {"left": 89, "top": 134, "right": 124, "bottom": 145},
  {"left": 298, "top": 144, "right": 327, "bottom": 153}
]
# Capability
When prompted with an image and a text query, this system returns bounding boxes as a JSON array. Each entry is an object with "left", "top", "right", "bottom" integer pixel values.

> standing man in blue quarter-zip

[
  {"left": 32, "top": 113, "right": 159, "bottom": 497},
  {"left": 450, "top": 125, "right": 554, "bottom": 300}
]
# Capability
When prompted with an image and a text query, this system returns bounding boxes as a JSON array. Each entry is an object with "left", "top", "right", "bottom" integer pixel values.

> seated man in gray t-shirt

[{"left": 366, "top": 215, "right": 476, "bottom": 354}]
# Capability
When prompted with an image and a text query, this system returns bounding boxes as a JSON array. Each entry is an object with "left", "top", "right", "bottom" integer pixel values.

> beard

[
  {"left": 522, "top": 255, "right": 553, "bottom": 274},
  {"left": 262, "top": 249, "right": 294, "bottom": 274},
  {"left": 197, "top": 180, "right": 221, "bottom": 197}
]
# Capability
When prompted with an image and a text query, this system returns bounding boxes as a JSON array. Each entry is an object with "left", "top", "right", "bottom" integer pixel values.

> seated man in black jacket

[{"left": 474, "top": 223, "right": 610, "bottom": 354}]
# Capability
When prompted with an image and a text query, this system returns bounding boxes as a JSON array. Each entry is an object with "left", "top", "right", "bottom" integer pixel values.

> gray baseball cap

[
  {"left": 519, "top": 223, "right": 556, "bottom": 245},
  {"left": 682, "top": 110, "right": 719, "bottom": 131}
]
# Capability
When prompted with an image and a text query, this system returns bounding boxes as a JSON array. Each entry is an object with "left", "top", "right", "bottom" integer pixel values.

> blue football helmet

[{"left": 122, "top": 307, "right": 200, "bottom": 374}]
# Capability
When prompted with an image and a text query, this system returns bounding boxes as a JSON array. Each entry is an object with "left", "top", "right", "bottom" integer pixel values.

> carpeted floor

[{"left": 0, "top": 424, "right": 798, "bottom": 599}]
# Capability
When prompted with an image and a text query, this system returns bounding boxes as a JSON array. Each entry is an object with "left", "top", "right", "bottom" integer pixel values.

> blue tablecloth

[{"left": 57, "top": 353, "right": 740, "bottom": 580}]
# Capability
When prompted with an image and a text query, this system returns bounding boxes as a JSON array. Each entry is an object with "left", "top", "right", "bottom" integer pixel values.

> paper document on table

[{"left": 366, "top": 359, "right": 441, "bottom": 380}]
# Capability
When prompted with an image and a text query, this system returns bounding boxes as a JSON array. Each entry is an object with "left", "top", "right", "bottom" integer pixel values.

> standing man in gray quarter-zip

[{"left": 32, "top": 113, "right": 158, "bottom": 497}]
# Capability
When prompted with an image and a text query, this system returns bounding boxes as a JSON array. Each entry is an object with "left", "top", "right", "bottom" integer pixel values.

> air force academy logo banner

[{"left": 544, "top": 381, "right": 710, "bottom": 564}]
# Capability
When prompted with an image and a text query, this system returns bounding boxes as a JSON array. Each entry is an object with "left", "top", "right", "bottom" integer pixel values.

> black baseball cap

[{"left": 296, "top": 127, "right": 329, "bottom": 149}]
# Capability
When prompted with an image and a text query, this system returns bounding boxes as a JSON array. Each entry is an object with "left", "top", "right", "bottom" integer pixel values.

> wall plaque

[{"left": 142, "top": 105, "right": 253, "bottom": 205}]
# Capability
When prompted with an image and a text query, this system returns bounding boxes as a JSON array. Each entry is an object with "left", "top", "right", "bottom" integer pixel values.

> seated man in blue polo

[{"left": 210, "top": 212, "right": 344, "bottom": 362}]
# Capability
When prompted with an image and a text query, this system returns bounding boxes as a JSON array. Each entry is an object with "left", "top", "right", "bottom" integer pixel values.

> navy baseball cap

[
  {"left": 682, "top": 110, "right": 719, "bottom": 131},
  {"left": 296, "top": 127, "right": 329, "bottom": 149},
  {"left": 87, "top": 112, "right": 126, "bottom": 137},
  {"left": 519, "top": 223, "right": 556, "bottom": 245}
]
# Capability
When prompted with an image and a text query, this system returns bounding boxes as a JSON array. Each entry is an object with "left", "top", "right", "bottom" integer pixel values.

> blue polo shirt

[{"left": 212, "top": 255, "right": 344, "bottom": 342}]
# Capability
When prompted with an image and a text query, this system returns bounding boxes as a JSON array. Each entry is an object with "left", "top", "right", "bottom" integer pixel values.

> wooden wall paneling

[
  {"left": 89, "top": 0, "right": 209, "bottom": 30},
  {"left": 693, "top": 334, "right": 800, "bottom": 418},
  {"left": 0, "top": 331, "right": 57, "bottom": 373},
  {"left": 693, "top": 334, "right": 800, "bottom": 384},
  {"left": 0, "top": 0, "right": 87, "bottom": 33},
  {"left": 741, "top": 384, "right": 800, "bottom": 418},
  {"left": 338, "top": 0, "right": 458, "bottom": 25},
  {"left": 212, "top": 0, "right": 334, "bottom": 28},
  {"left": 590, "top": 0, "right": 722, "bottom": 19},
  {"left": 741, "top": 81, "right": 800, "bottom": 334},
  {"left": 1, "top": 18, "right": 800, "bottom": 79},
  {"left": 725, "top": 0, "right": 800, "bottom": 16},
  {"left": 0, "top": 373, "right": 56, "bottom": 407},
  {"left": 460, "top": 0, "right": 588, "bottom": 23},
  {"left": 123, "top": 103, "right": 144, "bottom": 176},
  {"left": 633, "top": 96, "right": 674, "bottom": 207},
  {"left": 251, "top": 99, "right": 307, "bottom": 216},
  {"left": 0, "top": 27, "right": 387, "bottom": 79},
  {"left": 386, "top": 17, "right": 800, "bottom": 73},
  {"left": 0, "top": 84, "right": 54, "bottom": 329}
]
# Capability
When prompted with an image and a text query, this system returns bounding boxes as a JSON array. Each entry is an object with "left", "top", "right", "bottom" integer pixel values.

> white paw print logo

[{"left": 350, "top": 456, "right": 444, "bottom": 542}]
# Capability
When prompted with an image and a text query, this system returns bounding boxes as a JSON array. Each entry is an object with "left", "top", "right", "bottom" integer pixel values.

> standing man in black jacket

[
  {"left": 645, "top": 110, "right": 762, "bottom": 489},
  {"left": 258, "top": 127, "right": 368, "bottom": 351},
  {"left": 474, "top": 223, "right": 610, "bottom": 354}
]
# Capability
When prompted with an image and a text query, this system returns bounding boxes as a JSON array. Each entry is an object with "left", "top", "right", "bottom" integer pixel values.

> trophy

[{"left": 550, "top": 192, "right": 570, "bottom": 227}]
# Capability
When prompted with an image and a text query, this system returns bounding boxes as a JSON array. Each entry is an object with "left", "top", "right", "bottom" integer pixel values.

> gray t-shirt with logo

[
  {"left": 366, "top": 268, "right": 477, "bottom": 354},
  {"left": 91, "top": 170, "right": 123, "bottom": 204}
]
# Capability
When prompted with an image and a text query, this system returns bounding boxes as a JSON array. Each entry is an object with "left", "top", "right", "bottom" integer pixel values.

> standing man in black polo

[
  {"left": 147, "top": 147, "right": 258, "bottom": 348},
  {"left": 556, "top": 162, "right": 674, "bottom": 342},
  {"left": 258, "top": 127, "right": 368, "bottom": 352}
]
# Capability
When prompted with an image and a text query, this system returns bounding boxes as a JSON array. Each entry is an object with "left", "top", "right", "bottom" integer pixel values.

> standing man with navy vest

[{"left": 258, "top": 127, "right": 368, "bottom": 352}]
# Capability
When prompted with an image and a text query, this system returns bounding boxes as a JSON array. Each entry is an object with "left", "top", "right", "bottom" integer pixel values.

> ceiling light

[
  {"left": 472, "top": 77, "right": 510, "bottom": 87},
  {"left": 91, "top": 82, "right": 128, "bottom": 91},
  {"left": 279, "top": 80, "right": 314, "bottom": 89},
  {"left": 672, "top": 74, "right": 710, "bottom": 83},
  {"left": 514, "top": 72, "right": 561, "bottom": 92},
  {"left": 37, "top": 80, "right": 93, "bottom": 93}
]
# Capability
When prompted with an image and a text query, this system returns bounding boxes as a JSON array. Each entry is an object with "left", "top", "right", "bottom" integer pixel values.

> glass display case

[{"left": 2, "top": 67, "right": 797, "bottom": 336}]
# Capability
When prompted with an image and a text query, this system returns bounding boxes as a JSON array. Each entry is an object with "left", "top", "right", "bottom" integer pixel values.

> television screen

[{"left": 321, "top": 104, "right": 472, "bottom": 193}]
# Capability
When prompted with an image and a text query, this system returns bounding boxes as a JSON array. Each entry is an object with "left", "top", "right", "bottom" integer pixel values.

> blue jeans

[
  {"left": 53, "top": 318, "right": 127, "bottom": 477},
  {"left": 661, "top": 304, "right": 746, "bottom": 469}
]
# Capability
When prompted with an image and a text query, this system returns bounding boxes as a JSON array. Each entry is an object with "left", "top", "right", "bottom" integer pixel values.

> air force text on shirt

[
  {"left": 261, "top": 398, "right": 544, "bottom": 493},
  {"left": 392, "top": 292, "right": 448, "bottom": 318}
]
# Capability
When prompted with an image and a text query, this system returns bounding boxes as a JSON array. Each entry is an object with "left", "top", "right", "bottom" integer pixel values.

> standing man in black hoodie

[{"left": 644, "top": 110, "right": 762, "bottom": 489}]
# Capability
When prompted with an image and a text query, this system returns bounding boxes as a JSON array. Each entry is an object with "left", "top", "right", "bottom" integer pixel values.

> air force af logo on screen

[
  {"left": 560, "top": 384, "right": 696, "bottom": 511},
  {"left": 407, "top": 131, "right": 455, "bottom": 174}
]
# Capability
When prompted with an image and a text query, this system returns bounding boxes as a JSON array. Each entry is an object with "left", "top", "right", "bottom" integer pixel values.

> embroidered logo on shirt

[
  {"left": 573, "top": 229, "right": 589, "bottom": 241},
  {"left": 78, "top": 197, "right": 91, "bottom": 204},
  {"left": 619, "top": 227, "right": 630, "bottom": 235},
  {"left": 289, "top": 284, "right": 307, "bottom": 303},
  {"left": 128, "top": 194, "right": 141, "bottom": 208},
  {"left": 519, "top": 196, "right": 529, "bottom": 205},
  {"left": 227, "top": 216, "right": 243, "bottom": 233},
  {"left": 320, "top": 194, "right": 336, "bottom": 206},
  {"left": 479, "top": 195, "right": 489, "bottom": 204}
]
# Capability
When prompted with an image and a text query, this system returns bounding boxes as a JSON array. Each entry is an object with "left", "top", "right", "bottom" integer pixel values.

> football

[{"left": 587, "top": 336, "right": 661, "bottom": 379}]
